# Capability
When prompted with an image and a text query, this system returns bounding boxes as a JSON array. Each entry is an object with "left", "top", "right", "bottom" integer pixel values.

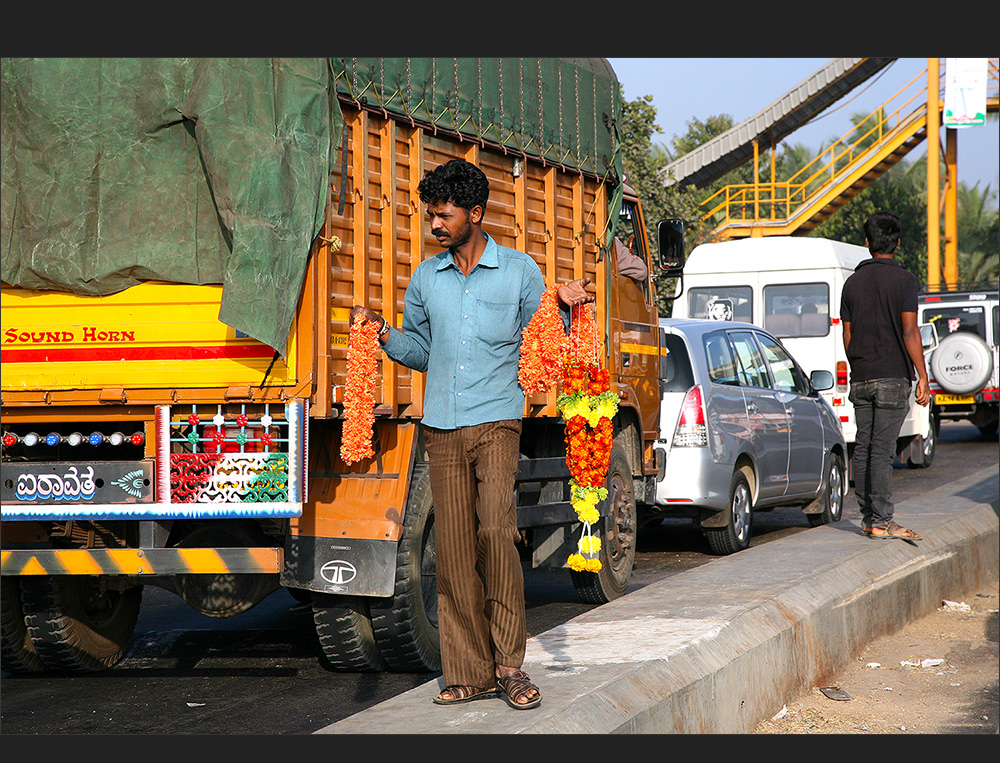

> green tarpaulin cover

[
  {"left": 1, "top": 58, "right": 339, "bottom": 354},
  {"left": 331, "top": 58, "right": 622, "bottom": 179},
  {"left": 1, "top": 58, "right": 623, "bottom": 354}
]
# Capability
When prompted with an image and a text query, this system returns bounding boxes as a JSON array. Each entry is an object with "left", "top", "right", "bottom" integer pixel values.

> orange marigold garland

[
  {"left": 518, "top": 286, "right": 568, "bottom": 395},
  {"left": 520, "top": 290, "right": 616, "bottom": 574},
  {"left": 340, "top": 318, "right": 380, "bottom": 464}
]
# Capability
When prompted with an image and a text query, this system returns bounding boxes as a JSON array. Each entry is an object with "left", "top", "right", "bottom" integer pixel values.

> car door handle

[{"left": 746, "top": 402, "right": 758, "bottom": 414}]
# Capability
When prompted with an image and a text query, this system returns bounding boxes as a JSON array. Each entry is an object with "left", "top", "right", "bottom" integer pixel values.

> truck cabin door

[{"left": 610, "top": 200, "right": 657, "bottom": 383}]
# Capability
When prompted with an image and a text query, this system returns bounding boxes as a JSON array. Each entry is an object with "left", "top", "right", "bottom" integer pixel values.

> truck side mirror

[{"left": 657, "top": 219, "right": 685, "bottom": 275}]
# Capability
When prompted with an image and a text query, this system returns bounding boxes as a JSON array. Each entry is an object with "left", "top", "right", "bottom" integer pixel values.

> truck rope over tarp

[{"left": 331, "top": 58, "right": 622, "bottom": 181}]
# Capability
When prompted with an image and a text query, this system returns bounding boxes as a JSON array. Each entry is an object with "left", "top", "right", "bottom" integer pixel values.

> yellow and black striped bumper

[{"left": 1, "top": 547, "right": 283, "bottom": 576}]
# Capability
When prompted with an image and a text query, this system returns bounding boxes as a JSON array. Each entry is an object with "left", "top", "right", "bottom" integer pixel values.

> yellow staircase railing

[{"left": 701, "top": 58, "right": 999, "bottom": 240}]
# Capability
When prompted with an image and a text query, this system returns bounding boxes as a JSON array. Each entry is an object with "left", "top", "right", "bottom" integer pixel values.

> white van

[{"left": 664, "top": 235, "right": 936, "bottom": 471}]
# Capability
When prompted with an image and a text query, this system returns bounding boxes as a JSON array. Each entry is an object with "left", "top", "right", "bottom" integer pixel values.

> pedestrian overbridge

[{"left": 660, "top": 58, "right": 1000, "bottom": 245}]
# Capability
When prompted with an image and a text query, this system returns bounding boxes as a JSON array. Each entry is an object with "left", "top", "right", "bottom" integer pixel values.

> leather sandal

[
  {"left": 869, "top": 521, "right": 921, "bottom": 541},
  {"left": 432, "top": 685, "right": 499, "bottom": 705},
  {"left": 496, "top": 669, "right": 542, "bottom": 710}
]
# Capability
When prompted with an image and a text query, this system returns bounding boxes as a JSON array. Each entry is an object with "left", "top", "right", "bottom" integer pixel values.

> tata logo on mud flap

[{"left": 320, "top": 560, "right": 357, "bottom": 585}]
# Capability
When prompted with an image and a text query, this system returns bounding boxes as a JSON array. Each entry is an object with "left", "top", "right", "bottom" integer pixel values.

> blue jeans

[{"left": 850, "top": 378, "right": 911, "bottom": 528}]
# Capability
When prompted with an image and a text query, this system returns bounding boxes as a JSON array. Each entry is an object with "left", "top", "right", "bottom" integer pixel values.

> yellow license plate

[{"left": 935, "top": 393, "right": 975, "bottom": 405}]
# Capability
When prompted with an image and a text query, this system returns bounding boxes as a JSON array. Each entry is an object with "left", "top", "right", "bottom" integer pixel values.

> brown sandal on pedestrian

[
  {"left": 869, "top": 521, "right": 922, "bottom": 541},
  {"left": 432, "top": 685, "right": 499, "bottom": 705},
  {"left": 495, "top": 670, "right": 542, "bottom": 710}
]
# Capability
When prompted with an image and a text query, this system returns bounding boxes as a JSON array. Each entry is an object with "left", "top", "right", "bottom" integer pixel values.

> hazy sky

[{"left": 608, "top": 58, "right": 998, "bottom": 198}]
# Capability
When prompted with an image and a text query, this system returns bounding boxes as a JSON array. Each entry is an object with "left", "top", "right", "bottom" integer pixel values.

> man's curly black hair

[{"left": 417, "top": 159, "right": 489, "bottom": 212}]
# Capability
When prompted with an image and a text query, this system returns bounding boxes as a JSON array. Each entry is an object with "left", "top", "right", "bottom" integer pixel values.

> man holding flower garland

[{"left": 350, "top": 159, "right": 592, "bottom": 711}]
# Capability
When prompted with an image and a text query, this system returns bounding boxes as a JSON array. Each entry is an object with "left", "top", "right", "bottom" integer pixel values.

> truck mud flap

[
  {"left": 281, "top": 534, "right": 397, "bottom": 598},
  {"left": 1, "top": 546, "right": 282, "bottom": 576}
]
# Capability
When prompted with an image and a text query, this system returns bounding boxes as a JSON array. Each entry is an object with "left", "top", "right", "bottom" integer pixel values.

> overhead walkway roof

[{"left": 659, "top": 57, "right": 897, "bottom": 189}]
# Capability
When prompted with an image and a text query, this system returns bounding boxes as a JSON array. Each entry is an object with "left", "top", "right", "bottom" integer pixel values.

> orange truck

[{"left": 1, "top": 58, "right": 682, "bottom": 673}]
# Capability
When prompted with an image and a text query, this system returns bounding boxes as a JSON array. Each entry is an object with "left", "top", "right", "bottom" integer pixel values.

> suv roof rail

[
  {"left": 921, "top": 280, "right": 999, "bottom": 296},
  {"left": 920, "top": 289, "right": 999, "bottom": 303}
]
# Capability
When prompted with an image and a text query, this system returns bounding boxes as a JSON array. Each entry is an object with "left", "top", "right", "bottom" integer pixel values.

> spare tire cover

[{"left": 930, "top": 331, "right": 994, "bottom": 394}]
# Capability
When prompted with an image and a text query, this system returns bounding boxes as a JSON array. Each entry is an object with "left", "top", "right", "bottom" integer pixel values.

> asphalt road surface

[{"left": 1, "top": 421, "right": 995, "bottom": 735}]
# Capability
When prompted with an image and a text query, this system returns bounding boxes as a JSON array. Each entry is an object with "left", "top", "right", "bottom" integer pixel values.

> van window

[
  {"left": 763, "top": 282, "right": 830, "bottom": 338},
  {"left": 689, "top": 286, "right": 752, "bottom": 323},
  {"left": 756, "top": 332, "right": 809, "bottom": 395},
  {"left": 703, "top": 331, "right": 739, "bottom": 385},
  {"left": 921, "top": 305, "right": 987, "bottom": 342},
  {"left": 727, "top": 331, "right": 769, "bottom": 388}
]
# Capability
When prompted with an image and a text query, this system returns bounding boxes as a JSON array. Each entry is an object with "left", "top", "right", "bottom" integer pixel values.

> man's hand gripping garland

[{"left": 519, "top": 286, "right": 617, "bottom": 572}]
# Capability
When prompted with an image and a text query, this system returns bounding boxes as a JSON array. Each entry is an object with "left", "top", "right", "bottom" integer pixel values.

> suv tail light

[
  {"left": 673, "top": 385, "right": 708, "bottom": 447},
  {"left": 836, "top": 360, "right": 848, "bottom": 389}
]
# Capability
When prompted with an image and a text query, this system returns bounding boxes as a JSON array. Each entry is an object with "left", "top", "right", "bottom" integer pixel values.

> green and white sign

[{"left": 943, "top": 58, "right": 988, "bottom": 128}]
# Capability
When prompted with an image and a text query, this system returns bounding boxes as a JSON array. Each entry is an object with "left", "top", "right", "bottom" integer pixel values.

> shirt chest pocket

[{"left": 477, "top": 299, "right": 520, "bottom": 344}]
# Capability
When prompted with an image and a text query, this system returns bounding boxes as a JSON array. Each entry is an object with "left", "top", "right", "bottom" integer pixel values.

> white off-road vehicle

[{"left": 918, "top": 288, "right": 999, "bottom": 437}]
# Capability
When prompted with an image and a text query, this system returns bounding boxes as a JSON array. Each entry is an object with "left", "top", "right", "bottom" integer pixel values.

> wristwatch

[{"left": 377, "top": 317, "right": 390, "bottom": 337}]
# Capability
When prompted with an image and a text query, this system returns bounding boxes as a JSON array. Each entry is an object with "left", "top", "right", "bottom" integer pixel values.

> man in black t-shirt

[{"left": 841, "top": 211, "right": 930, "bottom": 540}]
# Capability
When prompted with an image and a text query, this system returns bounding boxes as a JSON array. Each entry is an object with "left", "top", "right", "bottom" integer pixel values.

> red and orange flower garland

[
  {"left": 519, "top": 287, "right": 617, "bottom": 573},
  {"left": 518, "top": 286, "right": 568, "bottom": 395},
  {"left": 340, "top": 318, "right": 380, "bottom": 464}
]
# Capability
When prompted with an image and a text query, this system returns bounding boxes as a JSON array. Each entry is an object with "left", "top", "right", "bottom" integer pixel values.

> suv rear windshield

[{"left": 920, "top": 304, "right": 987, "bottom": 342}]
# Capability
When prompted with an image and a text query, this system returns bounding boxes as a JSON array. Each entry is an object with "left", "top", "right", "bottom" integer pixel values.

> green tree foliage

[
  {"left": 619, "top": 92, "right": 702, "bottom": 316},
  {"left": 956, "top": 181, "right": 999, "bottom": 288}
]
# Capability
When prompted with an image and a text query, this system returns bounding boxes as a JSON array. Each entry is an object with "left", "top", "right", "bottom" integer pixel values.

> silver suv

[
  {"left": 651, "top": 318, "right": 848, "bottom": 554},
  {"left": 918, "top": 288, "right": 999, "bottom": 437}
]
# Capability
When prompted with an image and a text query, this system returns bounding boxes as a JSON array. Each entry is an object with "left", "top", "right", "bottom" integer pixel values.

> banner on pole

[{"left": 943, "top": 58, "right": 988, "bottom": 128}]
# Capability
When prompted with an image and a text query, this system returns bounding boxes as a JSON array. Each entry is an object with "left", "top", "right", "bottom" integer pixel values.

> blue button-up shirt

[{"left": 381, "top": 233, "right": 546, "bottom": 430}]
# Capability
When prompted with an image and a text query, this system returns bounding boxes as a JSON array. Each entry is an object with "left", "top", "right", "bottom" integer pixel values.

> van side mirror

[
  {"left": 657, "top": 219, "right": 685, "bottom": 275},
  {"left": 810, "top": 369, "right": 834, "bottom": 392}
]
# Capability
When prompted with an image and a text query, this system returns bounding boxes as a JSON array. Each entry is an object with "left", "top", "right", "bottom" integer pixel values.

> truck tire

[
  {"left": 174, "top": 520, "right": 280, "bottom": 617},
  {"left": 706, "top": 468, "right": 753, "bottom": 555},
  {"left": 930, "top": 331, "right": 994, "bottom": 395},
  {"left": 20, "top": 576, "right": 141, "bottom": 672},
  {"left": 369, "top": 463, "right": 441, "bottom": 672},
  {"left": 807, "top": 451, "right": 846, "bottom": 527},
  {"left": 1, "top": 578, "right": 48, "bottom": 674},
  {"left": 570, "top": 444, "right": 637, "bottom": 604},
  {"left": 312, "top": 593, "right": 388, "bottom": 672}
]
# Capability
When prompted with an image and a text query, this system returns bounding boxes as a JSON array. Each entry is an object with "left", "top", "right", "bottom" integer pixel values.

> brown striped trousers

[{"left": 423, "top": 420, "right": 526, "bottom": 689}]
